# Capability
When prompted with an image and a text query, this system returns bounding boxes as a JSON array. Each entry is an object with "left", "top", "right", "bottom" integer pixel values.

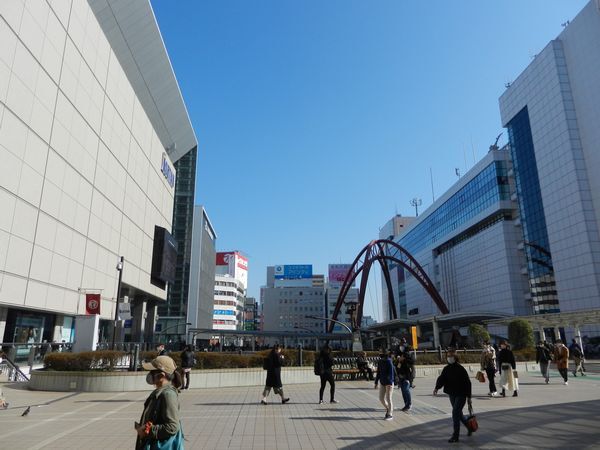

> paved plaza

[{"left": 0, "top": 369, "right": 599, "bottom": 449}]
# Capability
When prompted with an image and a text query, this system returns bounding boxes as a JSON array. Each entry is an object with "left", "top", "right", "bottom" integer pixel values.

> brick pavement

[{"left": 0, "top": 369, "right": 599, "bottom": 449}]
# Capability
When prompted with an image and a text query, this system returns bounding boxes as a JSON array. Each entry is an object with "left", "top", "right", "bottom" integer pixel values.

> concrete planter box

[
  {"left": 28, "top": 363, "right": 539, "bottom": 392},
  {"left": 29, "top": 367, "right": 318, "bottom": 392}
]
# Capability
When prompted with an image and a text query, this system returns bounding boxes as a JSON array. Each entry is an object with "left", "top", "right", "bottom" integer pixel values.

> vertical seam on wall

[
  {"left": 76, "top": 3, "right": 114, "bottom": 316},
  {"left": 22, "top": 1, "right": 74, "bottom": 307},
  {"left": 0, "top": 6, "right": 26, "bottom": 296}
]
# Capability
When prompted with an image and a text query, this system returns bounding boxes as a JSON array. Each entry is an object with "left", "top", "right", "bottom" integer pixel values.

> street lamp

[
  {"left": 305, "top": 315, "right": 353, "bottom": 334},
  {"left": 111, "top": 256, "right": 124, "bottom": 350},
  {"left": 306, "top": 315, "right": 363, "bottom": 352},
  {"left": 157, "top": 322, "right": 192, "bottom": 344}
]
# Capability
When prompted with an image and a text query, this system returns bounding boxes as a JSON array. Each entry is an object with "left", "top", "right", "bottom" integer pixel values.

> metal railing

[
  {"left": 0, "top": 342, "right": 72, "bottom": 366},
  {"left": 0, "top": 354, "right": 30, "bottom": 382}
]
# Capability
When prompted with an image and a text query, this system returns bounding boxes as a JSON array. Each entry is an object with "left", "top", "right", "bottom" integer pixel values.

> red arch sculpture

[{"left": 328, "top": 239, "right": 450, "bottom": 333}]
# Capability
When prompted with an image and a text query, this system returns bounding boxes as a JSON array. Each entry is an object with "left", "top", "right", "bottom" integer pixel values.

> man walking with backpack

[{"left": 315, "top": 345, "right": 337, "bottom": 404}]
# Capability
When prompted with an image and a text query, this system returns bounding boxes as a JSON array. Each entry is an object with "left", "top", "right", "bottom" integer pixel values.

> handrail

[{"left": 0, "top": 354, "right": 30, "bottom": 382}]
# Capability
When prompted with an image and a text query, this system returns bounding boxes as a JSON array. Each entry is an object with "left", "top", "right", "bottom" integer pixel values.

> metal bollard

[
  {"left": 297, "top": 345, "right": 303, "bottom": 367},
  {"left": 130, "top": 344, "right": 140, "bottom": 371}
]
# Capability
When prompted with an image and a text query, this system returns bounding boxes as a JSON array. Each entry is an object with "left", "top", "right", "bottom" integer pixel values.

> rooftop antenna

[
  {"left": 455, "top": 168, "right": 461, "bottom": 178},
  {"left": 489, "top": 132, "right": 503, "bottom": 152},
  {"left": 410, "top": 198, "right": 422, "bottom": 217},
  {"left": 470, "top": 136, "right": 476, "bottom": 165},
  {"left": 429, "top": 167, "right": 435, "bottom": 202}
]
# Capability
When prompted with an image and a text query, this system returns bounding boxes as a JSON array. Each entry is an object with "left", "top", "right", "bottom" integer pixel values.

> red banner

[{"left": 86, "top": 293, "right": 101, "bottom": 315}]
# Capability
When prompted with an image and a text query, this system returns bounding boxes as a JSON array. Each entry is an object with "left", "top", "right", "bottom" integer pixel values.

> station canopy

[{"left": 484, "top": 309, "right": 600, "bottom": 329}]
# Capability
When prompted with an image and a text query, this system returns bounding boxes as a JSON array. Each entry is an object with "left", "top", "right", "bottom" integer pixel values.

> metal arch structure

[{"left": 328, "top": 239, "right": 450, "bottom": 333}]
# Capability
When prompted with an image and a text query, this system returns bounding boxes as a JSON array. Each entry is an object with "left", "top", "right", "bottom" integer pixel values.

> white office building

[
  {"left": 213, "top": 274, "right": 245, "bottom": 331},
  {"left": 0, "top": 0, "right": 196, "bottom": 345},
  {"left": 499, "top": 0, "right": 600, "bottom": 328}
]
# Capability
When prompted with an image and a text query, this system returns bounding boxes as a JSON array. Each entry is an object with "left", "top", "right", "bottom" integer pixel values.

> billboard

[
  {"left": 274, "top": 264, "right": 313, "bottom": 280},
  {"left": 216, "top": 251, "right": 248, "bottom": 290},
  {"left": 328, "top": 264, "right": 355, "bottom": 286},
  {"left": 151, "top": 226, "right": 178, "bottom": 289}
]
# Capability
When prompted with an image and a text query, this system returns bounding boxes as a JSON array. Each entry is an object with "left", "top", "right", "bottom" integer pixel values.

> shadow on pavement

[
  {"left": 74, "top": 399, "right": 139, "bottom": 403},
  {"left": 338, "top": 399, "right": 600, "bottom": 449},
  {"left": 291, "top": 415, "right": 376, "bottom": 422}
]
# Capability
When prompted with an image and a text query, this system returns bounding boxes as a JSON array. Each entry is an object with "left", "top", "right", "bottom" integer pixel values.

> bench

[{"left": 332, "top": 356, "right": 378, "bottom": 381}]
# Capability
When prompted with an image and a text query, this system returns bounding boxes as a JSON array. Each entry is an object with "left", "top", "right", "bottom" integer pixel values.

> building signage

[
  {"left": 85, "top": 293, "right": 101, "bottom": 315},
  {"left": 274, "top": 264, "right": 313, "bottom": 280},
  {"left": 118, "top": 303, "right": 132, "bottom": 321},
  {"left": 328, "top": 264, "right": 355, "bottom": 287},
  {"left": 161, "top": 153, "right": 176, "bottom": 188},
  {"left": 217, "top": 252, "right": 248, "bottom": 271}
]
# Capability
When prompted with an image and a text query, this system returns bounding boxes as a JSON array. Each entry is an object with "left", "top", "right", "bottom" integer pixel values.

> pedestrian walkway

[{"left": 0, "top": 370, "right": 599, "bottom": 449}]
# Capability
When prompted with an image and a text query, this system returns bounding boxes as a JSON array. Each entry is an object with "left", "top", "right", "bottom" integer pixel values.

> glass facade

[
  {"left": 158, "top": 147, "right": 197, "bottom": 337},
  {"left": 507, "top": 107, "right": 558, "bottom": 314},
  {"left": 397, "top": 160, "right": 511, "bottom": 256}
]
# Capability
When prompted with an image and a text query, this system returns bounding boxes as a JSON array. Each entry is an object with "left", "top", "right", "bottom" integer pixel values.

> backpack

[
  {"left": 572, "top": 346, "right": 582, "bottom": 358},
  {"left": 314, "top": 357, "right": 324, "bottom": 376}
]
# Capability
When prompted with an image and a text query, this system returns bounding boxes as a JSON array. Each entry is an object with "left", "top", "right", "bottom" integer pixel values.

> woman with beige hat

[{"left": 135, "top": 355, "right": 184, "bottom": 449}]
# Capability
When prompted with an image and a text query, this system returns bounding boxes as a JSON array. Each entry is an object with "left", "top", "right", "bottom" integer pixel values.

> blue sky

[{"left": 152, "top": 0, "right": 588, "bottom": 321}]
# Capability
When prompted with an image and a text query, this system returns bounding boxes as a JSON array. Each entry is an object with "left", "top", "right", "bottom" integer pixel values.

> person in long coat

[
  {"left": 553, "top": 339, "right": 570, "bottom": 384},
  {"left": 497, "top": 341, "right": 518, "bottom": 397},
  {"left": 261, "top": 344, "right": 290, "bottom": 404},
  {"left": 317, "top": 345, "right": 337, "bottom": 404}
]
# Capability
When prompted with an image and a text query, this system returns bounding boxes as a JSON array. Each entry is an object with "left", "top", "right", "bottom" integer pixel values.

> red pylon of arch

[{"left": 328, "top": 239, "right": 449, "bottom": 333}]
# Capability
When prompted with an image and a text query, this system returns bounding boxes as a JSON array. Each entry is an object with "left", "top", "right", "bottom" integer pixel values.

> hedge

[
  {"left": 42, "top": 348, "right": 536, "bottom": 371},
  {"left": 44, "top": 351, "right": 127, "bottom": 371}
]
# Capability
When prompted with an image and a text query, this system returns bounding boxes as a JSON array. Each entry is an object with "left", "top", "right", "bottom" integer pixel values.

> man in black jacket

[
  {"left": 317, "top": 345, "right": 337, "bottom": 404},
  {"left": 396, "top": 350, "right": 414, "bottom": 412},
  {"left": 433, "top": 348, "right": 472, "bottom": 443},
  {"left": 536, "top": 341, "right": 552, "bottom": 384}
]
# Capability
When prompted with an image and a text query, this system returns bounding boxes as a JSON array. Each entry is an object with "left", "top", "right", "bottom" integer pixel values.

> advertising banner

[
  {"left": 328, "top": 264, "right": 355, "bottom": 286},
  {"left": 85, "top": 293, "right": 101, "bottom": 315},
  {"left": 274, "top": 264, "right": 313, "bottom": 280}
]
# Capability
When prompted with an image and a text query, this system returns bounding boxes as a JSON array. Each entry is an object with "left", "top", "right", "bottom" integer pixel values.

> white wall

[
  {"left": 0, "top": 0, "right": 174, "bottom": 319},
  {"left": 499, "top": 3, "right": 600, "bottom": 313}
]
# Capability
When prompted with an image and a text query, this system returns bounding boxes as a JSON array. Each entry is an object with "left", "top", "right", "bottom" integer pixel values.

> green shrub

[
  {"left": 44, "top": 350, "right": 127, "bottom": 371},
  {"left": 513, "top": 347, "right": 536, "bottom": 361},
  {"left": 468, "top": 324, "right": 490, "bottom": 347},
  {"left": 508, "top": 319, "right": 534, "bottom": 350}
]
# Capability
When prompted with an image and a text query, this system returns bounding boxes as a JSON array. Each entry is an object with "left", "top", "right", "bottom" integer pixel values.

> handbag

[
  {"left": 475, "top": 371, "right": 486, "bottom": 383},
  {"left": 466, "top": 398, "right": 478, "bottom": 433},
  {"left": 143, "top": 429, "right": 184, "bottom": 450}
]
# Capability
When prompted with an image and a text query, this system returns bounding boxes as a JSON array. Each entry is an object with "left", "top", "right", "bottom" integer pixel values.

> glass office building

[
  {"left": 506, "top": 107, "right": 558, "bottom": 314},
  {"left": 381, "top": 148, "right": 529, "bottom": 322}
]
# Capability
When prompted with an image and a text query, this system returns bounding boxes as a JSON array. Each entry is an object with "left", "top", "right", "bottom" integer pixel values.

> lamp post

[
  {"left": 111, "top": 256, "right": 124, "bottom": 350},
  {"left": 306, "top": 315, "right": 362, "bottom": 352},
  {"left": 293, "top": 326, "right": 320, "bottom": 351}
]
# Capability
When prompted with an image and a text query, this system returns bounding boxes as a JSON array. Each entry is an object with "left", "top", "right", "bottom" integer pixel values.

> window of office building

[{"left": 507, "top": 106, "right": 558, "bottom": 313}]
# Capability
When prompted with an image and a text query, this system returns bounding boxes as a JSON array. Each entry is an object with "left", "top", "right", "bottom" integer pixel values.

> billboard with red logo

[
  {"left": 328, "top": 264, "right": 355, "bottom": 287},
  {"left": 216, "top": 251, "right": 248, "bottom": 290},
  {"left": 86, "top": 293, "right": 101, "bottom": 315}
]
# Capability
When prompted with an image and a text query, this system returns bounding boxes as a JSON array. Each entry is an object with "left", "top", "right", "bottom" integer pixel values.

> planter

[
  {"left": 28, "top": 362, "right": 539, "bottom": 392},
  {"left": 28, "top": 367, "right": 317, "bottom": 392}
]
